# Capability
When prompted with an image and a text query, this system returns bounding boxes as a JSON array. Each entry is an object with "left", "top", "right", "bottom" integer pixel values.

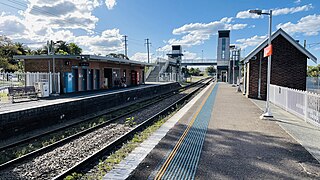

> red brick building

[
  {"left": 242, "top": 28, "right": 317, "bottom": 99},
  {"left": 14, "top": 55, "right": 147, "bottom": 93}
]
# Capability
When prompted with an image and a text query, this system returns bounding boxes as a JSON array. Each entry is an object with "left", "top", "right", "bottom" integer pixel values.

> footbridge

[{"left": 181, "top": 59, "right": 217, "bottom": 66}]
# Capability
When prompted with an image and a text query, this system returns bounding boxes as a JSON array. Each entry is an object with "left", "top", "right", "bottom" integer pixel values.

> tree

[
  {"left": 14, "top": 42, "right": 27, "bottom": 55},
  {"left": 307, "top": 65, "right": 320, "bottom": 77},
  {"left": 188, "top": 67, "right": 201, "bottom": 76},
  {"left": 117, "top": 53, "right": 129, "bottom": 60},
  {"left": 68, "top": 43, "right": 82, "bottom": 55},
  {"left": 205, "top": 66, "right": 216, "bottom": 75},
  {"left": 54, "top": 41, "right": 69, "bottom": 54},
  {"left": 107, "top": 53, "right": 130, "bottom": 60},
  {"left": 0, "top": 36, "right": 23, "bottom": 72},
  {"left": 194, "top": 68, "right": 201, "bottom": 76}
]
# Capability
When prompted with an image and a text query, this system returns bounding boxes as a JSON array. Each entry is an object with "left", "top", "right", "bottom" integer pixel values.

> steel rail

[
  {"left": 0, "top": 78, "right": 211, "bottom": 170},
  {"left": 0, "top": 78, "right": 206, "bottom": 152},
  {"left": 53, "top": 78, "right": 213, "bottom": 180}
]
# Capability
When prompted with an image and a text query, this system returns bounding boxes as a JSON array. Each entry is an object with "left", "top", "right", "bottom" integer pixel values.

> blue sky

[{"left": 0, "top": 0, "right": 319, "bottom": 65}]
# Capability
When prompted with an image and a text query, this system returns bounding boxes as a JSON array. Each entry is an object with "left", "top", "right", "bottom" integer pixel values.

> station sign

[
  {"left": 264, "top": 44, "right": 272, "bottom": 57},
  {"left": 79, "top": 62, "right": 89, "bottom": 66}
]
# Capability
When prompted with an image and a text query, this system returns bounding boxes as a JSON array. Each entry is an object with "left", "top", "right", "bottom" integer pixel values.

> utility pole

[
  {"left": 123, "top": 35, "right": 128, "bottom": 56},
  {"left": 145, "top": 38, "right": 151, "bottom": 63}
]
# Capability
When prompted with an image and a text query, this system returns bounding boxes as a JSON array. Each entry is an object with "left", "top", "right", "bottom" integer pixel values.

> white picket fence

[{"left": 270, "top": 84, "right": 320, "bottom": 127}]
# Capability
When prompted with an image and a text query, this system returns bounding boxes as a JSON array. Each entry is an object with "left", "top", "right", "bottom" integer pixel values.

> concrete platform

[
  {"left": 0, "top": 82, "right": 180, "bottom": 140},
  {"left": 0, "top": 85, "right": 153, "bottom": 114},
  {"left": 104, "top": 82, "right": 320, "bottom": 179}
]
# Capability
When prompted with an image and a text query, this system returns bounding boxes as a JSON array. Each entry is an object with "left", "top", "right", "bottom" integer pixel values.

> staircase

[{"left": 146, "top": 58, "right": 166, "bottom": 82}]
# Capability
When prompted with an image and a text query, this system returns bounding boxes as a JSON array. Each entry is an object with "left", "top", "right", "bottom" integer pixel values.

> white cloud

[
  {"left": 167, "top": 17, "right": 247, "bottom": 47},
  {"left": 75, "top": 29, "right": 124, "bottom": 55},
  {"left": 0, "top": 0, "right": 127, "bottom": 55},
  {"left": 130, "top": 52, "right": 156, "bottom": 63},
  {"left": 157, "top": 45, "right": 171, "bottom": 54},
  {"left": 294, "top": 0, "right": 301, "bottom": 4},
  {"left": 236, "top": 35, "right": 267, "bottom": 49},
  {"left": 236, "top": 4, "right": 313, "bottom": 19},
  {"left": 273, "top": 4, "right": 313, "bottom": 16},
  {"left": 183, "top": 51, "right": 198, "bottom": 59},
  {"left": 236, "top": 11, "right": 261, "bottom": 19},
  {"left": 0, "top": 14, "right": 27, "bottom": 36},
  {"left": 105, "top": 0, "right": 117, "bottom": 10},
  {"left": 277, "top": 14, "right": 320, "bottom": 36},
  {"left": 23, "top": 0, "right": 100, "bottom": 33}
]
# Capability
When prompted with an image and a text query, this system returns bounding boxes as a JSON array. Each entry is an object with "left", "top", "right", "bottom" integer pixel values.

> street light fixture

[
  {"left": 249, "top": 10, "right": 262, "bottom": 15},
  {"left": 249, "top": 9, "right": 273, "bottom": 118}
]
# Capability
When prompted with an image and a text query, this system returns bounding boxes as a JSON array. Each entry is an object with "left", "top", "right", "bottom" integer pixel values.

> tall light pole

[{"left": 249, "top": 9, "right": 273, "bottom": 118}]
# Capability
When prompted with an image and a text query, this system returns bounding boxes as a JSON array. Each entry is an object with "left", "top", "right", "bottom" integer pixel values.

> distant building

[
  {"left": 167, "top": 45, "right": 183, "bottom": 81},
  {"left": 13, "top": 55, "right": 147, "bottom": 94},
  {"left": 216, "top": 30, "right": 230, "bottom": 82},
  {"left": 229, "top": 45, "right": 241, "bottom": 84},
  {"left": 242, "top": 28, "right": 317, "bottom": 99}
]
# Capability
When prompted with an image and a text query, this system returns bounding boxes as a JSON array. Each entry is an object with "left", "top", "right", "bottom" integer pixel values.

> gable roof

[{"left": 242, "top": 28, "right": 317, "bottom": 64}]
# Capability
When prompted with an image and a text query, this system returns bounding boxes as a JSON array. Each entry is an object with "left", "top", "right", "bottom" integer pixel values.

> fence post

[
  {"left": 304, "top": 91, "right": 308, "bottom": 122},
  {"left": 57, "top": 73, "right": 60, "bottom": 94},
  {"left": 49, "top": 72, "right": 52, "bottom": 94},
  {"left": 285, "top": 87, "right": 288, "bottom": 111}
]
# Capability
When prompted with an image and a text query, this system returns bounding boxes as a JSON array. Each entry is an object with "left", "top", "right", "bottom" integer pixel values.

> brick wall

[
  {"left": 25, "top": 58, "right": 146, "bottom": 92},
  {"left": 247, "top": 34, "right": 307, "bottom": 99}
]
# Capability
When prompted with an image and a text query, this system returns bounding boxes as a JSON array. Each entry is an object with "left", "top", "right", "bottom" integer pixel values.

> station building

[
  {"left": 242, "top": 28, "right": 317, "bottom": 99},
  {"left": 14, "top": 55, "right": 147, "bottom": 93}
]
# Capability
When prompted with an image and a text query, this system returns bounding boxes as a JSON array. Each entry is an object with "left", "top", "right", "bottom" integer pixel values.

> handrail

[
  {"left": 160, "top": 59, "right": 170, "bottom": 74},
  {"left": 145, "top": 58, "right": 159, "bottom": 80}
]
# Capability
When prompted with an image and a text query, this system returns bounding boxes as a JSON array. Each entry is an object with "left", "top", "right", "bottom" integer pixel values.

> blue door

[{"left": 64, "top": 72, "right": 73, "bottom": 93}]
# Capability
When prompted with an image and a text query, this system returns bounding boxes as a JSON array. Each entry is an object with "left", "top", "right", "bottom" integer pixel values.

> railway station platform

[
  {"left": 0, "top": 82, "right": 181, "bottom": 142},
  {"left": 0, "top": 84, "right": 153, "bottom": 114},
  {"left": 105, "top": 82, "right": 320, "bottom": 179}
]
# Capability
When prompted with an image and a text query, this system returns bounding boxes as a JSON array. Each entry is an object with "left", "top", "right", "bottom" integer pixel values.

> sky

[{"left": 0, "top": 0, "right": 319, "bottom": 65}]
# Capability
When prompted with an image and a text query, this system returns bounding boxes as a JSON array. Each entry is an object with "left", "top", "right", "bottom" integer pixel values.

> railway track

[
  {"left": 0, "top": 80, "right": 204, "bottom": 165},
  {"left": 0, "top": 78, "right": 213, "bottom": 179}
]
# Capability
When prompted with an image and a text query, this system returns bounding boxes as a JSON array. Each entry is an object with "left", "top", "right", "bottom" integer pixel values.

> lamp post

[{"left": 249, "top": 9, "right": 273, "bottom": 118}]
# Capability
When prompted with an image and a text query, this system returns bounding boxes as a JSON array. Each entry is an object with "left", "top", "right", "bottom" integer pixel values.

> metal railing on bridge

[{"left": 182, "top": 59, "right": 217, "bottom": 64}]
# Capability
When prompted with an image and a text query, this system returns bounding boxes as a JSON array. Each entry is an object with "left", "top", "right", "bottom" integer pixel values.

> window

[
  {"left": 221, "top": 38, "right": 226, "bottom": 59},
  {"left": 222, "top": 38, "right": 226, "bottom": 51}
]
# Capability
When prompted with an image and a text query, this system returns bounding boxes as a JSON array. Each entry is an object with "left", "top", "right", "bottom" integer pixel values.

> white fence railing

[
  {"left": 0, "top": 72, "right": 60, "bottom": 94},
  {"left": 159, "top": 73, "right": 184, "bottom": 82},
  {"left": 270, "top": 84, "right": 320, "bottom": 127}
]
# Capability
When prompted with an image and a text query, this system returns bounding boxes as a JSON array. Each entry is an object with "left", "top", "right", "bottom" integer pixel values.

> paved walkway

[
  {"left": 251, "top": 98, "right": 320, "bottom": 163},
  {"left": 105, "top": 83, "right": 320, "bottom": 179},
  {"left": 195, "top": 83, "right": 320, "bottom": 179}
]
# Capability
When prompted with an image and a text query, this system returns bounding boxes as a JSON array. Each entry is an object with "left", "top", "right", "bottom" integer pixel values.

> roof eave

[{"left": 242, "top": 28, "right": 317, "bottom": 64}]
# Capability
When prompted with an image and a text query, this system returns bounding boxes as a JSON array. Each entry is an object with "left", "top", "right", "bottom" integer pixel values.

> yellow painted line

[{"left": 154, "top": 82, "right": 216, "bottom": 180}]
